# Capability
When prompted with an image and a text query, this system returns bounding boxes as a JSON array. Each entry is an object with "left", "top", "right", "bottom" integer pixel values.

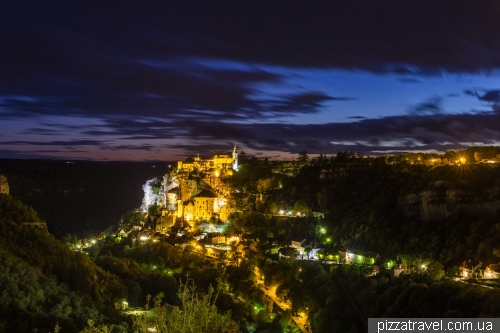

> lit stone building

[
  {"left": 172, "top": 146, "right": 237, "bottom": 223},
  {"left": 484, "top": 264, "right": 500, "bottom": 279},
  {"left": 156, "top": 208, "right": 176, "bottom": 233},
  {"left": 179, "top": 189, "right": 218, "bottom": 222},
  {"left": 193, "top": 189, "right": 217, "bottom": 220},
  {"left": 149, "top": 146, "right": 237, "bottom": 235},
  {"left": 177, "top": 145, "right": 238, "bottom": 172}
]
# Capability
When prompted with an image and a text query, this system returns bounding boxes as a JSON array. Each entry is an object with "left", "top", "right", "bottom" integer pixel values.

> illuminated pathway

[{"left": 256, "top": 281, "right": 310, "bottom": 333}]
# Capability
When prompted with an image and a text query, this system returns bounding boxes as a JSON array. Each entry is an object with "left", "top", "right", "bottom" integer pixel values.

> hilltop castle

[
  {"left": 176, "top": 145, "right": 238, "bottom": 172},
  {"left": 154, "top": 146, "right": 238, "bottom": 233}
]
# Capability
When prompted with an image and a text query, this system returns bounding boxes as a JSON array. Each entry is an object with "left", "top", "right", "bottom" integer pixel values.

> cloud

[
  {"left": 464, "top": 89, "right": 500, "bottom": 112},
  {"left": 5, "top": 109, "right": 500, "bottom": 160},
  {"left": 1, "top": 140, "right": 107, "bottom": 147},
  {"left": 3, "top": 2, "right": 500, "bottom": 160},
  {"left": 168, "top": 112, "right": 500, "bottom": 156},
  {"left": 256, "top": 92, "right": 350, "bottom": 115},
  {"left": 408, "top": 96, "right": 443, "bottom": 116},
  {"left": 397, "top": 77, "right": 421, "bottom": 84},
  {"left": 2, "top": 2, "right": 499, "bottom": 122}
]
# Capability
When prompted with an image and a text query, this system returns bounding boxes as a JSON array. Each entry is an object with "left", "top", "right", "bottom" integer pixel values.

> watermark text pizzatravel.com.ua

[{"left": 368, "top": 319, "right": 495, "bottom": 333}]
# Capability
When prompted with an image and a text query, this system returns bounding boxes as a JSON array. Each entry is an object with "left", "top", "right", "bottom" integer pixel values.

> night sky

[{"left": 2, "top": 1, "right": 500, "bottom": 161}]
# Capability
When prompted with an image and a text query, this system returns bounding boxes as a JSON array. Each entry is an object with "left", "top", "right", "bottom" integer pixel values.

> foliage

[
  {"left": 230, "top": 156, "right": 274, "bottom": 193},
  {"left": 76, "top": 320, "right": 114, "bottom": 333},
  {"left": 133, "top": 280, "right": 240, "bottom": 333},
  {"left": 0, "top": 194, "right": 129, "bottom": 332},
  {"left": 257, "top": 177, "right": 278, "bottom": 193},
  {"left": 0, "top": 193, "right": 40, "bottom": 223},
  {"left": 0, "top": 249, "right": 104, "bottom": 333}
]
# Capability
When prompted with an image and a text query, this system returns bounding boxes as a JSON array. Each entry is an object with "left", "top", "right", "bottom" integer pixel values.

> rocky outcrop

[
  {"left": 161, "top": 174, "right": 180, "bottom": 209},
  {"left": 178, "top": 176, "right": 201, "bottom": 202},
  {"left": 399, "top": 187, "right": 500, "bottom": 220},
  {"left": 175, "top": 174, "right": 213, "bottom": 202},
  {"left": 0, "top": 174, "right": 9, "bottom": 195}
]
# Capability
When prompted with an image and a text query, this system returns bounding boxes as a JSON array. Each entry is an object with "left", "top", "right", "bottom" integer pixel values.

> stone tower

[
  {"left": 232, "top": 144, "right": 238, "bottom": 171},
  {"left": 0, "top": 174, "right": 9, "bottom": 195}
]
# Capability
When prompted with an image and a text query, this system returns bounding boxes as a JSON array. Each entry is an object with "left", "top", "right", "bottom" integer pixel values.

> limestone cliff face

[
  {"left": 161, "top": 174, "right": 180, "bottom": 209},
  {"left": 176, "top": 174, "right": 212, "bottom": 202},
  {"left": 399, "top": 187, "right": 500, "bottom": 220},
  {"left": 0, "top": 174, "right": 9, "bottom": 195}
]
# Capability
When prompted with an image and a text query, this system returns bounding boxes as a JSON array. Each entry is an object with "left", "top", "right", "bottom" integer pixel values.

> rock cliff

[
  {"left": 0, "top": 174, "right": 9, "bottom": 195},
  {"left": 178, "top": 176, "right": 200, "bottom": 202},
  {"left": 399, "top": 185, "right": 500, "bottom": 220}
]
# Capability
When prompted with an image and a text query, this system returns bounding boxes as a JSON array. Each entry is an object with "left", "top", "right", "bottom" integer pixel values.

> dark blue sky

[{"left": 2, "top": 1, "right": 500, "bottom": 160}]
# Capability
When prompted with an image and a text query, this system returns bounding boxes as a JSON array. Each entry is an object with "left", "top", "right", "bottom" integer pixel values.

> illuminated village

[
  {"left": 94, "top": 147, "right": 500, "bottom": 297},
  {"left": 4, "top": 147, "right": 500, "bottom": 333},
  {"left": 104, "top": 147, "right": 240, "bottom": 263}
]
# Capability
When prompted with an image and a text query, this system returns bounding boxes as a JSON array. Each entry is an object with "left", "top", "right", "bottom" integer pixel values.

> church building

[{"left": 177, "top": 145, "right": 238, "bottom": 172}]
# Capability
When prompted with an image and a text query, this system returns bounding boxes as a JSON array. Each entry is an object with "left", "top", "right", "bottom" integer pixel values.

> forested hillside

[
  {"left": 228, "top": 152, "right": 500, "bottom": 268},
  {"left": 0, "top": 194, "right": 132, "bottom": 332}
]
